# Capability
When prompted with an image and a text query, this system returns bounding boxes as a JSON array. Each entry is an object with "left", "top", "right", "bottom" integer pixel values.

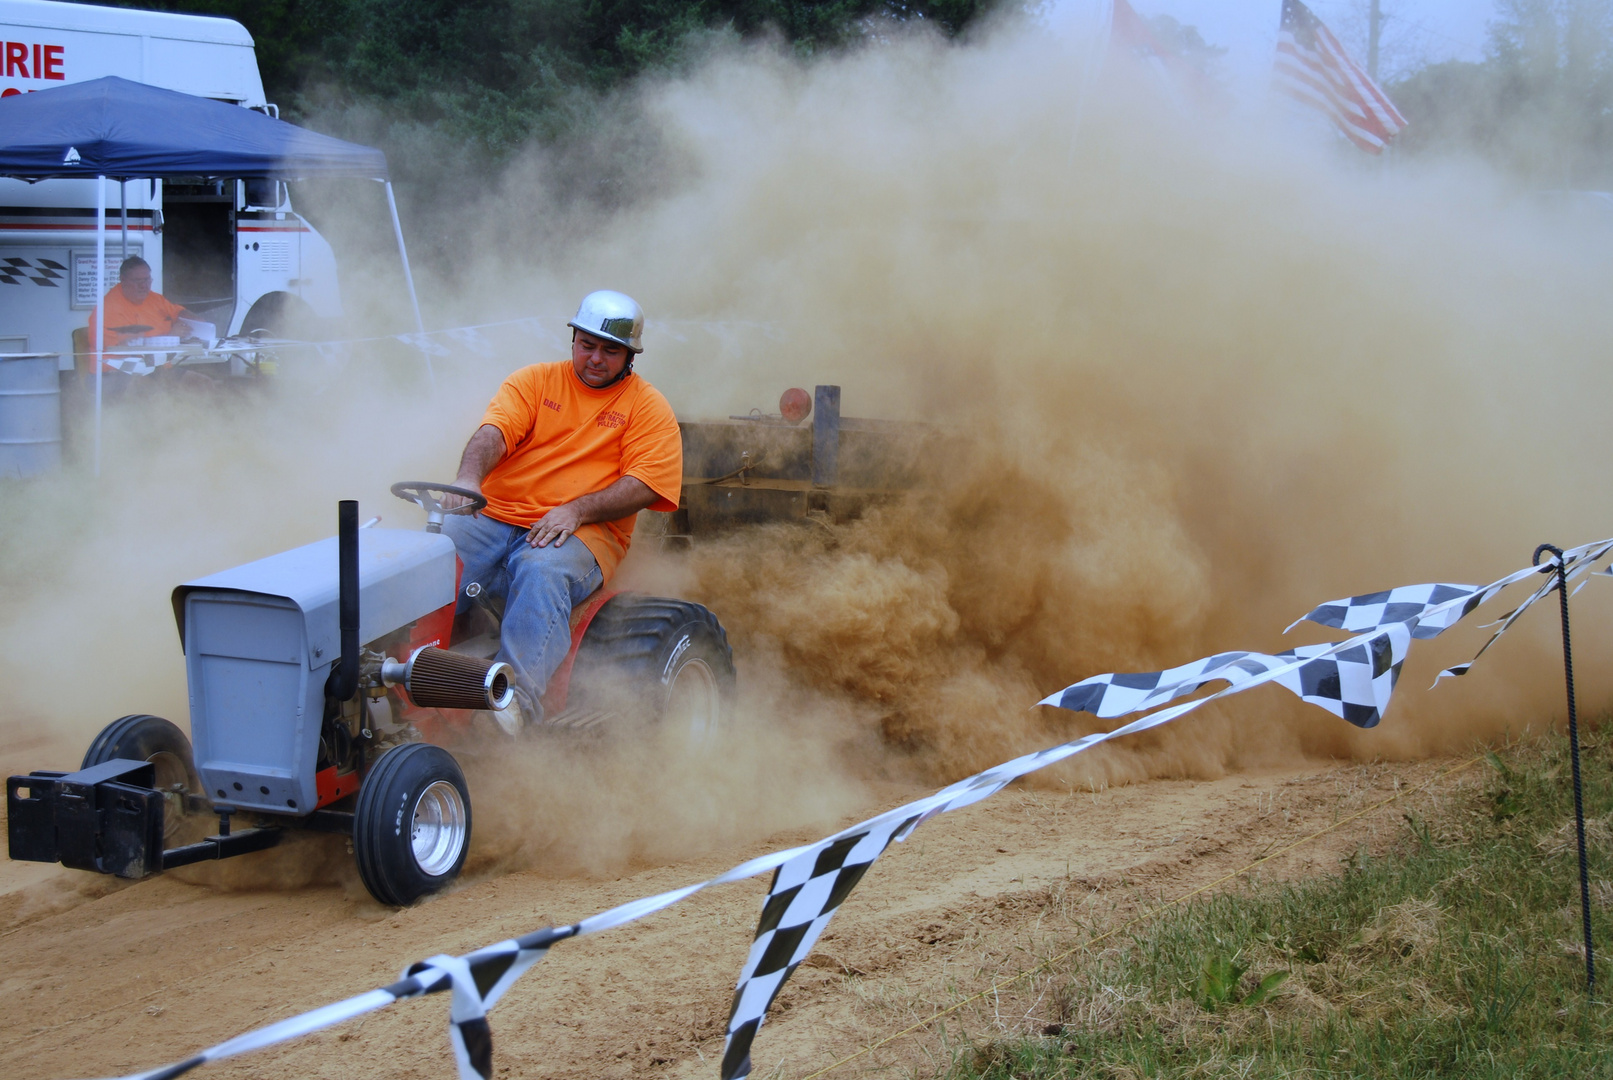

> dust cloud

[
  {"left": 575, "top": 14, "right": 1613, "bottom": 783},
  {"left": 3, "top": 9, "right": 1613, "bottom": 888}
]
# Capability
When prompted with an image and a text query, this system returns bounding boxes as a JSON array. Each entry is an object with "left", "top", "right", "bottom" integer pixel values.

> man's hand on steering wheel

[
  {"left": 440, "top": 478, "right": 484, "bottom": 514},
  {"left": 389, "top": 481, "right": 488, "bottom": 519},
  {"left": 526, "top": 501, "right": 584, "bottom": 548}
]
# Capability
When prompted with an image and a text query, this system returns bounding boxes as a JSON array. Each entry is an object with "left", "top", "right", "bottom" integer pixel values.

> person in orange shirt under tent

[
  {"left": 86, "top": 255, "right": 206, "bottom": 355},
  {"left": 440, "top": 290, "right": 683, "bottom": 732}
]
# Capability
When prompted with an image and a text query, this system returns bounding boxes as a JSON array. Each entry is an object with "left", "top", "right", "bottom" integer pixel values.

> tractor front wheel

[
  {"left": 353, "top": 743, "right": 471, "bottom": 906},
  {"left": 82, "top": 714, "right": 205, "bottom": 845}
]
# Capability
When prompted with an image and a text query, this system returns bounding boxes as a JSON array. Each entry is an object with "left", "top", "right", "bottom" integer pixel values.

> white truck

[{"left": 0, "top": 0, "right": 342, "bottom": 368}]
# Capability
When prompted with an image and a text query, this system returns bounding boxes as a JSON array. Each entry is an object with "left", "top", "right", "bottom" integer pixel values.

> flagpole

[
  {"left": 1063, "top": 0, "right": 1114, "bottom": 170},
  {"left": 94, "top": 176, "right": 106, "bottom": 478},
  {"left": 383, "top": 179, "right": 433, "bottom": 387}
]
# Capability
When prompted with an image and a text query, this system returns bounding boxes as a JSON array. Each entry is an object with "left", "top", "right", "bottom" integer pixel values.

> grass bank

[{"left": 947, "top": 733, "right": 1613, "bottom": 1079}]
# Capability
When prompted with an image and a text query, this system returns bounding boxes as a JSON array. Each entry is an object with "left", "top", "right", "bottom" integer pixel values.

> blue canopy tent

[
  {"left": 0, "top": 77, "right": 427, "bottom": 470},
  {"left": 0, "top": 76, "right": 389, "bottom": 178}
]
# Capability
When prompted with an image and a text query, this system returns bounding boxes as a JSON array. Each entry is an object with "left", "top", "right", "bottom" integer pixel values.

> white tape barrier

[
  {"left": 93, "top": 317, "right": 548, "bottom": 370},
  {"left": 96, "top": 536, "right": 1613, "bottom": 1080},
  {"left": 104, "top": 314, "right": 783, "bottom": 366}
]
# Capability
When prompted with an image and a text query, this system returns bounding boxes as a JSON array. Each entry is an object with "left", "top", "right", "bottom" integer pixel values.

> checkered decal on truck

[{"left": 0, "top": 256, "right": 65, "bottom": 287}]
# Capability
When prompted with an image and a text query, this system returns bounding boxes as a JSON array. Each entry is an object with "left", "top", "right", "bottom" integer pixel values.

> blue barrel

[{"left": 0, "top": 353, "right": 62, "bottom": 479}]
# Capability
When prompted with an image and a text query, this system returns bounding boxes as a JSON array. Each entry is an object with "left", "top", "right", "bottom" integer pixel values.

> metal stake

[{"left": 1535, "top": 542, "right": 1595, "bottom": 992}]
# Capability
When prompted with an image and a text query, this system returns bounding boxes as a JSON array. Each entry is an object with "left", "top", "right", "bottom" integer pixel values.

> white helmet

[{"left": 568, "top": 290, "right": 644, "bottom": 353}]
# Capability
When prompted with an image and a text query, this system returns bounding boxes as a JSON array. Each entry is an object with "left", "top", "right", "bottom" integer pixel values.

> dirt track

[{"left": 0, "top": 733, "right": 1475, "bottom": 1080}]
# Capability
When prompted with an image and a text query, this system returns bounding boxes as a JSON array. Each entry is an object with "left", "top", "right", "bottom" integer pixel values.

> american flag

[
  {"left": 1108, "top": 0, "right": 1221, "bottom": 108},
  {"left": 1273, "top": 0, "right": 1406, "bottom": 153}
]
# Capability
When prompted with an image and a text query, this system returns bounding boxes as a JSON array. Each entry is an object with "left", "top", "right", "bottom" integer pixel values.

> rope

[
  {"left": 795, "top": 754, "right": 1486, "bottom": 1080},
  {"left": 1537, "top": 542, "right": 1596, "bottom": 992}
]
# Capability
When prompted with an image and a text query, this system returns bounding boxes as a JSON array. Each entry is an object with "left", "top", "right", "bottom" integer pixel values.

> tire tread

[
  {"left": 568, "top": 593, "right": 736, "bottom": 723},
  {"left": 353, "top": 743, "right": 470, "bottom": 907}
]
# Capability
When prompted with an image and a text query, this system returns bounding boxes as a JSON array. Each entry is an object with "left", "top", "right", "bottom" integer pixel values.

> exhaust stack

[
  {"left": 383, "top": 647, "right": 514, "bottom": 712},
  {"left": 329, "top": 500, "right": 361, "bottom": 701}
]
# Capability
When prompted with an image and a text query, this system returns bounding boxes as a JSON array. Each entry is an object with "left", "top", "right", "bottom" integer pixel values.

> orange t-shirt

[
  {"left": 479, "top": 361, "right": 683, "bottom": 582},
  {"left": 87, "top": 287, "right": 186, "bottom": 350}
]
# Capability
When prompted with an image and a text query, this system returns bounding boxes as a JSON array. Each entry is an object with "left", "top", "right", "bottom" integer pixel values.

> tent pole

[
  {"left": 119, "top": 179, "right": 127, "bottom": 261},
  {"left": 383, "top": 180, "right": 433, "bottom": 385},
  {"left": 94, "top": 176, "right": 106, "bottom": 477}
]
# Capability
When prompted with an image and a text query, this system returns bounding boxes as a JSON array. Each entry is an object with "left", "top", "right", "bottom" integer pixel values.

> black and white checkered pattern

[
  {"left": 1434, "top": 547, "right": 1602, "bottom": 682},
  {"left": 1289, "top": 582, "right": 1486, "bottom": 640},
  {"left": 1041, "top": 625, "right": 1410, "bottom": 731},
  {"left": 445, "top": 326, "right": 496, "bottom": 357},
  {"left": 101, "top": 354, "right": 164, "bottom": 375},
  {"left": 721, "top": 825, "right": 911, "bottom": 1079},
  {"left": 1046, "top": 650, "right": 1275, "bottom": 718},
  {"left": 718, "top": 731, "right": 1172, "bottom": 1077},
  {"left": 1287, "top": 538, "right": 1613, "bottom": 684},
  {"left": 1268, "top": 628, "right": 1408, "bottom": 728},
  {"left": 720, "top": 620, "right": 1418, "bottom": 1078},
  {"left": 404, "top": 928, "right": 574, "bottom": 1080},
  {"left": 0, "top": 256, "right": 64, "bottom": 287},
  {"left": 118, "top": 927, "right": 576, "bottom": 1080}
]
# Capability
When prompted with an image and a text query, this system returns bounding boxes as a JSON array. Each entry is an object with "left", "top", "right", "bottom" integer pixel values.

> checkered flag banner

[
  {"left": 113, "top": 926, "right": 577, "bottom": 1080},
  {"left": 1287, "top": 580, "right": 1501, "bottom": 640},
  {"left": 395, "top": 331, "right": 454, "bottom": 357},
  {"left": 81, "top": 314, "right": 635, "bottom": 373},
  {"left": 104, "top": 847, "right": 834, "bottom": 1080},
  {"left": 446, "top": 326, "right": 496, "bottom": 357},
  {"left": 101, "top": 354, "right": 163, "bottom": 376},
  {"left": 1045, "top": 537, "right": 1613, "bottom": 734},
  {"left": 723, "top": 537, "right": 1613, "bottom": 1076},
  {"left": 721, "top": 821, "right": 915, "bottom": 1079},
  {"left": 1040, "top": 624, "right": 1410, "bottom": 730},
  {"left": 1285, "top": 536, "right": 1613, "bottom": 683},
  {"left": 1433, "top": 538, "right": 1613, "bottom": 681},
  {"left": 721, "top": 618, "right": 1413, "bottom": 1078}
]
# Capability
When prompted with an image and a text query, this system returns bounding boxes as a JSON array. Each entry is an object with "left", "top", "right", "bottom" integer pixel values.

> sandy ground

[{"left": 0, "top": 731, "right": 1478, "bottom": 1080}]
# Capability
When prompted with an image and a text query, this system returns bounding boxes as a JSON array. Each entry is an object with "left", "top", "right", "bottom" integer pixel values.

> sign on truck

[{"left": 0, "top": 0, "right": 342, "bottom": 367}]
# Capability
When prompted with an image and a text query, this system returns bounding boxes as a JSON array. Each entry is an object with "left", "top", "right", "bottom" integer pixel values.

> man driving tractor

[{"left": 442, "top": 290, "right": 683, "bottom": 731}]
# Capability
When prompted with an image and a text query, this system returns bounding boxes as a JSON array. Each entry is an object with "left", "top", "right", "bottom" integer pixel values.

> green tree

[
  {"left": 82, "top": 0, "right": 1004, "bottom": 154},
  {"left": 1392, "top": 0, "right": 1613, "bottom": 187},
  {"left": 68, "top": 1, "right": 1006, "bottom": 269}
]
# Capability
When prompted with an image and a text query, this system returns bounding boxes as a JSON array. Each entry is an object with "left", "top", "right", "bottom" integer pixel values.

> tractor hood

[{"left": 171, "top": 528, "right": 457, "bottom": 668}]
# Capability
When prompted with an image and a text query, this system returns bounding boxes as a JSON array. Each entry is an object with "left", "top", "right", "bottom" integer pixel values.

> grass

[{"left": 943, "top": 732, "right": 1613, "bottom": 1079}]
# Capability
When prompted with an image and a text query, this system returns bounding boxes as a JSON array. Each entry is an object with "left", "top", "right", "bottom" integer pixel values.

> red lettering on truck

[{"left": 0, "top": 42, "right": 64, "bottom": 80}]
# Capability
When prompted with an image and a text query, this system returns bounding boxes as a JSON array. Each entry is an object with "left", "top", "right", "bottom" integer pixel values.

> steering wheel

[{"left": 390, "top": 482, "right": 487, "bottom": 531}]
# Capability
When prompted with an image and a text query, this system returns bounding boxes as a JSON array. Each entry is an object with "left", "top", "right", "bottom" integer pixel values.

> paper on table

[{"left": 177, "top": 318, "right": 217, "bottom": 343}]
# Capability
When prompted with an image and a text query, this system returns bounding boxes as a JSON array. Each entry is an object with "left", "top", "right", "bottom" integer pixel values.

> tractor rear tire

[
  {"left": 353, "top": 743, "right": 471, "bottom": 906},
  {"left": 82, "top": 715, "right": 205, "bottom": 845},
  {"left": 569, "top": 594, "right": 736, "bottom": 745}
]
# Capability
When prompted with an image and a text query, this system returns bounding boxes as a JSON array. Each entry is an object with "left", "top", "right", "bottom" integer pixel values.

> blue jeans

[{"left": 441, "top": 514, "right": 603, "bottom": 708}]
